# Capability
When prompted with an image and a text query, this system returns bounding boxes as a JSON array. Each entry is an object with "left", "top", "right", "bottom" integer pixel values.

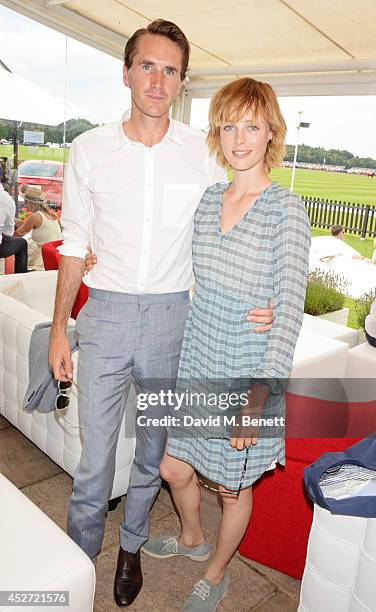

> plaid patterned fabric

[{"left": 167, "top": 182, "right": 311, "bottom": 490}]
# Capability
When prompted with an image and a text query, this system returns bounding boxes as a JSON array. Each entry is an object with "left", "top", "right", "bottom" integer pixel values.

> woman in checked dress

[{"left": 142, "top": 78, "right": 311, "bottom": 611}]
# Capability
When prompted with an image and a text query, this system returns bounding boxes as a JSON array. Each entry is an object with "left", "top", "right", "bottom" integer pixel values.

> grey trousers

[{"left": 67, "top": 288, "right": 189, "bottom": 563}]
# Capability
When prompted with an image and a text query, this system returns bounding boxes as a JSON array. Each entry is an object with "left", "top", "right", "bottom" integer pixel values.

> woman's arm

[
  {"left": 249, "top": 194, "right": 311, "bottom": 394},
  {"left": 14, "top": 212, "right": 41, "bottom": 236}
]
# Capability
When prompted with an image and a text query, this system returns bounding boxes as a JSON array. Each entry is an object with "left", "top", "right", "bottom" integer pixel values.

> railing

[{"left": 303, "top": 196, "right": 376, "bottom": 239}]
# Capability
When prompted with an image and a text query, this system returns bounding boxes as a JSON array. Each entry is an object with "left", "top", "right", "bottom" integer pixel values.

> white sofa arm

[
  {"left": 0, "top": 290, "right": 135, "bottom": 500},
  {"left": 0, "top": 473, "right": 95, "bottom": 612}
]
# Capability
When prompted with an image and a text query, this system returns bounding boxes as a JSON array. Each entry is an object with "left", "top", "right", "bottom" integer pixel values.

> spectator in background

[
  {"left": 0, "top": 157, "right": 10, "bottom": 189},
  {"left": 0, "top": 183, "right": 28, "bottom": 273},
  {"left": 331, "top": 224, "right": 345, "bottom": 241},
  {"left": 365, "top": 297, "right": 376, "bottom": 347},
  {"left": 15, "top": 187, "right": 62, "bottom": 270},
  {"left": 8, "top": 165, "right": 18, "bottom": 198},
  {"left": 331, "top": 224, "right": 373, "bottom": 263}
]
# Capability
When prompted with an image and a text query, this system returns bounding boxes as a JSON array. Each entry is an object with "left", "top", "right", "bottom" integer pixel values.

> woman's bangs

[{"left": 216, "top": 95, "right": 265, "bottom": 127}]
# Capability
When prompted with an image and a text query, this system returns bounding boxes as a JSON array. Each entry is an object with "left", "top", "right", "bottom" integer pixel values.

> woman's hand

[
  {"left": 230, "top": 435, "right": 258, "bottom": 450},
  {"left": 230, "top": 385, "right": 269, "bottom": 450},
  {"left": 85, "top": 245, "right": 97, "bottom": 273}
]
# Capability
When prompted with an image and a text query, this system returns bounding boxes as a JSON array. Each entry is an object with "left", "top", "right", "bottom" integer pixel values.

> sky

[{"left": 0, "top": 4, "right": 375, "bottom": 158}]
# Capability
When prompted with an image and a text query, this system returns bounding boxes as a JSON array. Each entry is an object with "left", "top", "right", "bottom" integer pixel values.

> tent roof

[
  {"left": 2, "top": 0, "right": 376, "bottom": 97},
  {"left": 0, "top": 66, "right": 77, "bottom": 124}
]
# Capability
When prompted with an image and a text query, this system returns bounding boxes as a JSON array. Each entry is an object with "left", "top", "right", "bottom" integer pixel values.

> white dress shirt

[
  {"left": 59, "top": 111, "right": 226, "bottom": 294},
  {"left": 0, "top": 184, "right": 15, "bottom": 245}
]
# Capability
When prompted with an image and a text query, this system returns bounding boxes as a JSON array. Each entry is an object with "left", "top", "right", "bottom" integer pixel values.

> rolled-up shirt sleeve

[
  {"left": 58, "top": 138, "right": 91, "bottom": 259},
  {"left": 249, "top": 195, "right": 311, "bottom": 394}
]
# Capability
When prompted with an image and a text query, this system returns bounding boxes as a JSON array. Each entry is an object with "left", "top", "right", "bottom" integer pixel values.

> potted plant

[{"left": 304, "top": 269, "right": 349, "bottom": 325}]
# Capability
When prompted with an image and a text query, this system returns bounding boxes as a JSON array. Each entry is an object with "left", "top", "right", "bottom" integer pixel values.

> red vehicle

[{"left": 18, "top": 160, "right": 65, "bottom": 208}]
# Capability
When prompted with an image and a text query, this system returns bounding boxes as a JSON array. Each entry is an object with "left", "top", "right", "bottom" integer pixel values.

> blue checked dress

[{"left": 167, "top": 182, "right": 311, "bottom": 490}]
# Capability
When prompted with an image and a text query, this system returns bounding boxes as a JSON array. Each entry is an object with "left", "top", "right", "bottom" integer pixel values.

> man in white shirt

[
  {"left": 49, "top": 19, "right": 273, "bottom": 607},
  {"left": 0, "top": 184, "right": 28, "bottom": 273}
]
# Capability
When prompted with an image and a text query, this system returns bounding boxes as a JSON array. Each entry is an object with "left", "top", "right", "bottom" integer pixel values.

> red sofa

[{"left": 41, "top": 240, "right": 89, "bottom": 319}]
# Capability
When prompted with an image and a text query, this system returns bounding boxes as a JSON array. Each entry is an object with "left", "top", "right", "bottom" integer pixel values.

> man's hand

[
  {"left": 49, "top": 254, "right": 85, "bottom": 381},
  {"left": 49, "top": 330, "right": 73, "bottom": 382},
  {"left": 85, "top": 245, "right": 97, "bottom": 273},
  {"left": 246, "top": 298, "right": 273, "bottom": 332}
]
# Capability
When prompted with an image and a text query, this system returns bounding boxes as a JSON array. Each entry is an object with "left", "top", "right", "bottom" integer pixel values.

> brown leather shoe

[{"left": 113, "top": 547, "right": 143, "bottom": 607}]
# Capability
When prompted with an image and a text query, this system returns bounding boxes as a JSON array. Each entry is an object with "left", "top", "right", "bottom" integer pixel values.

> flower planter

[{"left": 317, "top": 307, "right": 349, "bottom": 326}]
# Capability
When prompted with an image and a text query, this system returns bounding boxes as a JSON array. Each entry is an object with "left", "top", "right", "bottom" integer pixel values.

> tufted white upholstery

[
  {"left": 0, "top": 271, "right": 135, "bottom": 500},
  {"left": 298, "top": 504, "right": 376, "bottom": 612},
  {"left": 0, "top": 472, "right": 95, "bottom": 612}
]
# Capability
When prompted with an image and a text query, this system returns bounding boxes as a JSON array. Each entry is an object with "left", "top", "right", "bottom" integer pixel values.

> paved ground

[{"left": 0, "top": 413, "right": 301, "bottom": 611}]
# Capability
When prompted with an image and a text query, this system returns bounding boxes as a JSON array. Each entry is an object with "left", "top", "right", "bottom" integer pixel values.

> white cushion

[
  {"left": 0, "top": 271, "right": 58, "bottom": 318},
  {"left": 1, "top": 280, "right": 30, "bottom": 307},
  {"left": 0, "top": 473, "right": 95, "bottom": 612},
  {"left": 298, "top": 504, "right": 376, "bottom": 612},
  {"left": 288, "top": 329, "right": 349, "bottom": 400},
  {"left": 345, "top": 342, "right": 376, "bottom": 379},
  {"left": 303, "top": 313, "right": 359, "bottom": 348}
]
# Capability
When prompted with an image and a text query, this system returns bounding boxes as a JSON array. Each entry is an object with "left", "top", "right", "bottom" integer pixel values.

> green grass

[
  {"left": 0, "top": 144, "right": 69, "bottom": 164},
  {"left": 2, "top": 146, "right": 376, "bottom": 205},
  {"left": 344, "top": 297, "right": 358, "bottom": 329},
  {"left": 270, "top": 167, "right": 376, "bottom": 205}
]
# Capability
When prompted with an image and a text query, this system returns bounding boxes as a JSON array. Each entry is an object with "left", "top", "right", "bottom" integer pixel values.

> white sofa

[
  {"left": 1, "top": 270, "right": 371, "bottom": 492},
  {"left": 0, "top": 472, "right": 95, "bottom": 612},
  {"left": 299, "top": 504, "right": 376, "bottom": 612},
  {"left": 302, "top": 313, "right": 359, "bottom": 348},
  {"left": 0, "top": 271, "right": 135, "bottom": 500}
]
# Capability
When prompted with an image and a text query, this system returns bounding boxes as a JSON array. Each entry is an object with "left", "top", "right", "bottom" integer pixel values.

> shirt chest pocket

[{"left": 163, "top": 183, "right": 200, "bottom": 228}]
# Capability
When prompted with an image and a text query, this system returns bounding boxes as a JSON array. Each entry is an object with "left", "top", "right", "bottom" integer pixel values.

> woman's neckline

[{"left": 218, "top": 181, "right": 276, "bottom": 238}]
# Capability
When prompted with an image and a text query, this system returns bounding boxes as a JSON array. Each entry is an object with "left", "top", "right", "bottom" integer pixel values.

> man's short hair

[
  {"left": 124, "top": 19, "right": 190, "bottom": 81},
  {"left": 207, "top": 77, "right": 287, "bottom": 172},
  {"left": 331, "top": 225, "right": 344, "bottom": 236}
]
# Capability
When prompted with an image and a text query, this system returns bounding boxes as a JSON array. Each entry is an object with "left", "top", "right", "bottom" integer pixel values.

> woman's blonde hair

[
  {"left": 207, "top": 77, "right": 287, "bottom": 172},
  {"left": 23, "top": 187, "right": 58, "bottom": 218}
]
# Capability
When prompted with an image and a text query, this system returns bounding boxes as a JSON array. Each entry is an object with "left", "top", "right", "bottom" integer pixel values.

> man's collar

[{"left": 112, "top": 109, "right": 183, "bottom": 151}]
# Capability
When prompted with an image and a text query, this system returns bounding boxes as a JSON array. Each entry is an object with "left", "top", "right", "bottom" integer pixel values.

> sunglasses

[
  {"left": 55, "top": 380, "right": 72, "bottom": 410},
  {"left": 55, "top": 379, "right": 88, "bottom": 410},
  {"left": 55, "top": 379, "right": 88, "bottom": 429},
  {"left": 197, "top": 445, "right": 249, "bottom": 498}
]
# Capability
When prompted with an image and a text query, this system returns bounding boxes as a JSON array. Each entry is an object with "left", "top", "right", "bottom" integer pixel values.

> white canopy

[
  {"left": 0, "top": 67, "right": 76, "bottom": 125},
  {"left": 2, "top": 0, "right": 376, "bottom": 121}
]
